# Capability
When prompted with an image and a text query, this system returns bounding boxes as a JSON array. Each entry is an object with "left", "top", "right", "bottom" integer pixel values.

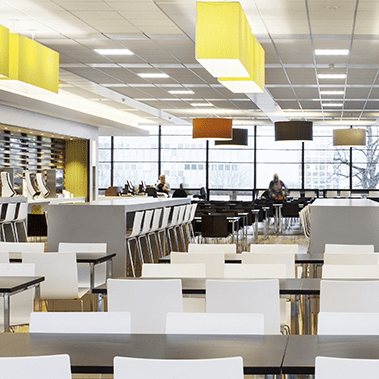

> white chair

[
  {"left": 166, "top": 312, "right": 264, "bottom": 335},
  {"left": 138, "top": 209, "right": 154, "bottom": 263},
  {"left": 114, "top": 356, "right": 244, "bottom": 379},
  {"left": 142, "top": 263, "right": 206, "bottom": 278},
  {"left": 171, "top": 252, "right": 224, "bottom": 278},
  {"left": 324, "top": 243, "right": 374, "bottom": 253},
  {"left": 326, "top": 190, "right": 338, "bottom": 198},
  {"left": 156, "top": 207, "right": 171, "bottom": 257},
  {"left": 289, "top": 190, "right": 301, "bottom": 198},
  {"left": 107, "top": 278, "right": 183, "bottom": 333},
  {"left": 0, "top": 172, "right": 16, "bottom": 197},
  {"left": 323, "top": 253, "right": 378, "bottom": 265},
  {"left": 188, "top": 243, "right": 237, "bottom": 259},
  {"left": 0, "top": 263, "right": 35, "bottom": 331},
  {"left": 304, "top": 191, "right": 316, "bottom": 198},
  {"left": 22, "top": 252, "right": 88, "bottom": 310},
  {"left": 13, "top": 202, "right": 28, "bottom": 242},
  {"left": 250, "top": 244, "right": 299, "bottom": 253},
  {"left": 315, "top": 356, "right": 379, "bottom": 379},
  {"left": 0, "top": 242, "right": 44, "bottom": 253},
  {"left": 241, "top": 252, "right": 296, "bottom": 278},
  {"left": 186, "top": 203, "right": 198, "bottom": 243},
  {"left": 369, "top": 190, "right": 379, "bottom": 198},
  {"left": 1, "top": 203, "right": 17, "bottom": 242},
  {"left": 0, "top": 354, "right": 71, "bottom": 379},
  {"left": 318, "top": 312, "right": 379, "bottom": 335},
  {"left": 29, "top": 311, "right": 131, "bottom": 333},
  {"left": 58, "top": 242, "right": 107, "bottom": 288},
  {"left": 224, "top": 263, "right": 287, "bottom": 278},
  {"left": 339, "top": 190, "right": 351, "bottom": 198},
  {"left": 126, "top": 211, "right": 145, "bottom": 277},
  {"left": 206, "top": 279, "right": 281, "bottom": 334},
  {"left": 320, "top": 280, "right": 379, "bottom": 313},
  {"left": 322, "top": 264, "right": 379, "bottom": 279},
  {"left": 147, "top": 208, "right": 163, "bottom": 261}
]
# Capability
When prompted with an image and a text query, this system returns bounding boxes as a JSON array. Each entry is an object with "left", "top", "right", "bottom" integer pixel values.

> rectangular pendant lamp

[
  {"left": 193, "top": 118, "right": 233, "bottom": 140},
  {"left": 0, "top": 25, "right": 9, "bottom": 78},
  {"left": 218, "top": 34, "right": 265, "bottom": 93},
  {"left": 214, "top": 128, "right": 248, "bottom": 146},
  {"left": 196, "top": 2, "right": 251, "bottom": 78},
  {"left": 333, "top": 127, "right": 366, "bottom": 146},
  {"left": 275, "top": 120, "right": 313, "bottom": 141},
  {"left": 0, "top": 33, "right": 59, "bottom": 93}
]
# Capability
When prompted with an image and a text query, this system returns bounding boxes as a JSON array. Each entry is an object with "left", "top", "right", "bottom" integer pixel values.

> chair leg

[
  {"left": 126, "top": 239, "right": 136, "bottom": 277},
  {"left": 166, "top": 227, "right": 174, "bottom": 253}
]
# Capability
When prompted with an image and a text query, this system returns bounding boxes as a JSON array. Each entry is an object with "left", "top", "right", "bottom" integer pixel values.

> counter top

[{"left": 312, "top": 198, "right": 379, "bottom": 207}]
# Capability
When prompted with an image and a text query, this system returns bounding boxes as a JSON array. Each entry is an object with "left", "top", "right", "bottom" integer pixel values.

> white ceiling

[{"left": 0, "top": 0, "right": 379, "bottom": 131}]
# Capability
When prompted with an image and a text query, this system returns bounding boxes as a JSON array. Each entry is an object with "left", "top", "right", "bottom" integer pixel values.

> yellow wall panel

[
  {"left": 65, "top": 140, "right": 88, "bottom": 199},
  {"left": 0, "top": 25, "right": 9, "bottom": 78}
]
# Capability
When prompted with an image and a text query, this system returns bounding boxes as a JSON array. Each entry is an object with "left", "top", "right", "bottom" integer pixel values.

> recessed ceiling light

[
  {"left": 94, "top": 49, "right": 134, "bottom": 55},
  {"left": 137, "top": 73, "right": 169, "bottom": 78},
  {"left": 318, "top": 74, "right": 347, "bottom": 79},
  {"left": 322, "top": 103, "right": 343, "bottom": 107},
  {"left": 191, "top": 102, "right": 214, "bottom": 107},
  {"left": 320, "top": 90, "right": 345, "bottom": 95},
  {"left": 315, "top": 49, "right": 349, "bottom": 55},
  {"left": 169, "top": 90, "right": 194, "bottom": 95}
]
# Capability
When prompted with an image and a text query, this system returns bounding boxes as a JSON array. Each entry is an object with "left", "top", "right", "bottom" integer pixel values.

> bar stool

[
  {"left": 186, "top": 203, "right": 198, "bottom": 244},
  {"left": 174, "top": 205, "right": 187, "bottom": 251},
  {"left": 156, "top": 207, "right": 171, "bottom": 257},
  {"left": 251, "top": 209, "right": 260, "bottom": 244},
  {"left": 13, "top": 202, "right": 28, "bottom": 242},
  {"left": 147, "top": 208, "right": 163, "bottom": 262},
  {"left": 137, "top": 209, "right": 154, "bottom": 264},
  {"left": 166, "top": 206, "right": 181, "bottom": 252},
  {"left": 179, "top": 204, "right": 192, "bottom": 251},
  {"left": 126, "top": 211, "right": 145, "bottom": 277},
  {"left": 1, "top": 203, "right": 17, "bottom": 242}
]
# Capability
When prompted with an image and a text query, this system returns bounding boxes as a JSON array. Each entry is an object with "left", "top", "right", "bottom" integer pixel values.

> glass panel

[{"left": 161, "top": 125, "right": 206, "bottom": 188}]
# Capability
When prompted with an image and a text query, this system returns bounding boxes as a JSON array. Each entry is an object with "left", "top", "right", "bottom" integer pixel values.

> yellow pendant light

[
  {"left": 0, "top": 25, "right": 9, "bottom": 78},
  {"left": 218, "top": 34, "right": 265, "bottom": 93},
  {"left": 193, "top": 118, "right": 233, "bottom": 140},
  {"left": 196, "top": 2, "right": 251, "bottom": 78}
]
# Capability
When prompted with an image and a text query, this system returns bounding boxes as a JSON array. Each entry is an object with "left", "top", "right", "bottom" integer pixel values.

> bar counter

[{"left": 47, "top": 196, "right": 191, "bottom": 277}]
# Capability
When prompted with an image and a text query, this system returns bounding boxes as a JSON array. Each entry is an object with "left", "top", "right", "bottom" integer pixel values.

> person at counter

[
  {"left": 268, "top": 173, "right": 287, "bottom": 200},
  {"left": 155, "top": 174, "right": 170, "bottom": 195}
]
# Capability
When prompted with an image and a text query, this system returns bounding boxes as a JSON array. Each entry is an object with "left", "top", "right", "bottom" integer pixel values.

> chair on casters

[
  {"left": 126, "top": 211, "right": 145, "bottom": 277},
  {"left": 114, "top": 356, "right": 244, "bottom": 379}
]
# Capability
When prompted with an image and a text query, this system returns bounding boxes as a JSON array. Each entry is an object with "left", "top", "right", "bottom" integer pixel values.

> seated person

[
  {"left": 172, "top": 183, "right": 187, "bottom": 198},
  {"left": 268, "top": 173, "right": 288, "bottom": 200},
  {"left": 155, "top": 174, "right": 170, "bottom": 194}
]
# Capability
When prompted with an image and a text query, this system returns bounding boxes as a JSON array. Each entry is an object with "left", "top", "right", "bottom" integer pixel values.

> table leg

[
  {"left": 4, "top": 293, "right": 10, "bottom": 333},
  {"left": 294, "top": 294, "right": 299, "bottom": 335},
  {"left": 97, "top": 293, "right": 103, "bottom": 312},
  {"left": 107, "top": 259, "right": 113, "bottom": 279},
  {"left": 89, "top": 263, "right": 95, "bottom": 294},
  {"left": 35, "top": 283, "right": 41, "bottom": 312}
]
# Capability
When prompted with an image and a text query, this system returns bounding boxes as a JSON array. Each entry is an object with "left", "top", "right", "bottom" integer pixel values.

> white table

[{"left": 310, "top": 198, "right": 379, "bottom": 253}]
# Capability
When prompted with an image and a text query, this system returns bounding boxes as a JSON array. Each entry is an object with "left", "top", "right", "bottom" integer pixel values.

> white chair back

[
  {"left": 188, "top": 243, "right": 236, "bottom": 254},
  {"left": 325, "top": 243, "right": 374, "bottom": 253},
  {"left": 241, "top": 252, "right": 295, "bottom": 278},
  {"left": 250, "top": 244, "right": 299, "bottom": 253},
  {"left": 114, "top": 356, "right": 244, "bottom": 379},
  {"left": 142, "top": 263, "right": 206, "bottom": 278},
  {"left": 140, "top": 210, "right": 154, "bottom": 234},
  {"left": 304, "top": 191, "right": 316, "bottom": 198},
  {"left": 206, "top": 279, "right": 281, "bottom": 334},
  {"left": 318, "top": 312, "right": 379, "bottom": 335},
  {"left": 22, "top": 252, "right": 81, "bottom": 299},
  {"left": 58, "top": 242, "right": 107, "bottom": 288},
  {"left": 107, "top": 278, "right": 183, "bottom": 333},
  {"left": 171, "top": 252, "right": 224, "bottom": 278},
  {"left": 289, "top": 190, "right": 301, "bottom": 198},
  {"left": 315, "top": 356, "right": 379, "bottom": 379},
  {"left": 0, "top": 263, "right": 35, "bottom": 330},
  {"left": 159, "top": 207, "right": 171, "bottom": 230},
  {"left": 166, "top": 312, "right": 264, "bottom": 335},
  {"left": 322, "top": 264, "right": 379, "bottom": 279},
  {"left": 324, "top": 253, "right": 378, "bottom": 265},
  {"left": 369, "top": 190, "right": 379, "bottom": 197},
  {"left": 320, "top": 280, "right": 379, "bottom": 312},
  {"left": 224, "top": 263, "right": 287, "bottom": 279},
  {"left": 128, "top": 211, "right": 144, "bottom": 238},
  {"left": 29, "top": 311, "right": 131, "bottom": 333},
  {"left": 0, "top": 242, "right": 44, "bottom": 253},
  {"left": 0, "top": 354, "right": 71, "bottom": 379},
  {"left": 326, "top": 190, "right": 338, "bottom": 198},
  {"left": 339, "top": 190, "right": 351, "bottom": 198}
]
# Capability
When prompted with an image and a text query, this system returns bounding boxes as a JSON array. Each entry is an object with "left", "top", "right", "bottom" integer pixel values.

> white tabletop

[{"left": 312, "top": 198, "right": 379, "bottom": 207}]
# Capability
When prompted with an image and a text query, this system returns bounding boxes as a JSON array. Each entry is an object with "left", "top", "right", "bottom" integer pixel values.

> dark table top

[
  {"left": 0, "top": 333, "right": 288, "bottom": 375},
  {"left": 93, "top": 278, "right": 322, "bottom": 295},
  {"left": 10, "top": 252, "right": 116, "bottom": 264},
  {"left": 0, "top": 276, "right": 45, "bottom": 293},
  {"left": 159, "top": 253, "right": 324, "bottom": 265},
  {"left": 282, "top": 335, "right": 379, "bottom": 375}
]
